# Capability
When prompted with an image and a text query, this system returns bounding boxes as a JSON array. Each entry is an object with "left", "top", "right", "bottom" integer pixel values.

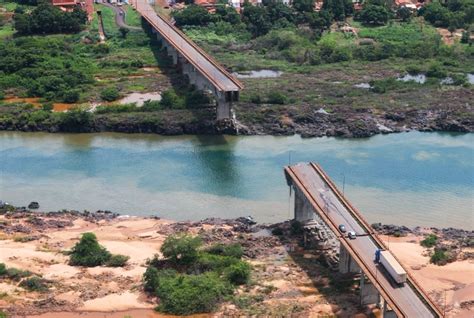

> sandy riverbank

[{"left": 0, "top": 211, "right": 472, "bottom": 317}]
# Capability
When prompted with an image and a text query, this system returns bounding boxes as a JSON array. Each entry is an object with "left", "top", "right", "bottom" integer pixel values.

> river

[{"left": 0, "top": 131, "right": 473, "bottom": 229}]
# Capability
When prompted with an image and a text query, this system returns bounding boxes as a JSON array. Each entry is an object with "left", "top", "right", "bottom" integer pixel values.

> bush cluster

[
  {"left": 420, "top": 234, "right": 438, "bottom": 248},
  {"left": 19, "top": 276, "right": 49, "bottom": 292},
  {"left": 69, "top": 232, "right": 128, "bottom": 267},
  {"left": 143, "top": 234, "right": 251, "bottom": 315}
]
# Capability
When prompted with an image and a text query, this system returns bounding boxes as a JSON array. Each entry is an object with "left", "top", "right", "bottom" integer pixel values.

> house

[{"left": 51, "top": 0, "right": 94, "bottom": 19}]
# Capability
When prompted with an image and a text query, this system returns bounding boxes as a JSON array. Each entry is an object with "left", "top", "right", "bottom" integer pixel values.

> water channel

[{"left": 1, "top": 131, "right": 473, "bottom": 229}]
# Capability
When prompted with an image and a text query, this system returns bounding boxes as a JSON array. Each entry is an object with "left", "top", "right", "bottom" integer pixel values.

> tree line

[{"left": 13, "top": 2, "right": 88, "bottom": 35}]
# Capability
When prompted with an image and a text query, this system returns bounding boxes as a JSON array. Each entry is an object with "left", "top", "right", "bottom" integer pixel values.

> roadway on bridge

[
  {"left": 132, "top": 0, "right": 242, "bottom": 93},
  {"left": 287, "top": 163, "right": 435, "bottom": 317}
]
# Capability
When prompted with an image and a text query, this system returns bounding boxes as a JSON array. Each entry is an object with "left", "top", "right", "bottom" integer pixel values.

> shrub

[
  {"left": 0, "top": 310, "right": 6, "bottom": 318},
  {"left": 100, "top": 87, "right": 120, "bottom": 102},
  {"left": 143, "top": 267, "right": 177, "bottom": 293},
  {"left": 106, "top": 254, "right": 129, "bottom": 267},
  {"left": 19, "top": 276, "right": 49, "bottom": 291},
  {"left": 420, "top": 234, "right": 438, "bottom": 248},
  {"left": 156, "top": 272, "right": 232, "bottom": 315},
  {"left": 249, "top": 93, "right": 262, "bottom": 104},
  {"left": 160, "top": 89, "right": 185, "bottom": 109},
  {"left": 62, "top": 89, "right": 80, "bottom": 103},
  {"left": 160, "top": 234, "right": 202, "bottom": 266},
  {"left": 69, "top": 232, "right": 111, "bottom": 267},
  {"left": 271, "top": 227, "right": 284, "bottom": 236},
  {"left": 59, "top": 109, "right": 93, "bottom": 132},
  {"left": 42, "top": 103, "right": 54, "bottom": 112},
  {"left": 426, "top": 63, "right": 447, "bottom": 78},
  {"left": 5, "top": 267, "right": 32, "bottom": 281},
  {"left": 143, "top": 266, "right": 160, "bottom": 292},
  {"left": 194, "top": 253, "right": 239, "bottom": 273},
  {"left": 267, "top": 91, "right": 288, "bottom": 104},
  {"left": 290, "top": 220, "right": 303, "bottom": 235},
  {"left": 205, "top": 243, "right": 244, "bottom": 259},
  {"left": 430, "top": 248, "right": 450, "bottom": 265},
  {"left": 0, "top": 263, "right": 6, "bottom": 276},
  {"left": 224, "top": 261, "right": 251, "bottom": 285}
]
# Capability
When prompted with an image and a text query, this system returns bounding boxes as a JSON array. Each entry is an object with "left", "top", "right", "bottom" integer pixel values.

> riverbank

[
  {"left": 1, "top": 100, "right": 473, "bottom": 138},
  {"left": 0, "top": 208, "right": 472, "bottom": 317}
]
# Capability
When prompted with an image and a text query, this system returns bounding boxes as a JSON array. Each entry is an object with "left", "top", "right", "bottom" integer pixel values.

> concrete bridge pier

[
  {"left": 360, "top": 274, "right": 381, "bottom": 307},
  {"left": 339, "top": 244, "right": 360, "bottom": 273},
  {"left": 382, "top": 298, "right": 398, "bottom": 318},
  {"left": 293, "top": 186, "right": 315, "bottom": 222}
]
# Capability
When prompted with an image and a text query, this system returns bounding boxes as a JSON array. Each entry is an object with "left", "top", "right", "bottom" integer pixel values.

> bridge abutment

[{"left": 339, "top": 244, "right": 360, "bottom": 274}]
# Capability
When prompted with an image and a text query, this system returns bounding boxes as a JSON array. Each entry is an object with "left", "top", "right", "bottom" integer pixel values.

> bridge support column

[
  {"left": 360, "top": 274, "right": 380, "bottom": 307},
  {"left": 339, "top": 244, "right": 360, "bottom": 274},
  {"left": 293, "top": 186, "right": 314, "bottom": 222},
  {"left": 382, "top": 299, "right": 398, "bottom": 318},
  {"left": 216, "top": 91, "right": 231, "bottom": 120}
]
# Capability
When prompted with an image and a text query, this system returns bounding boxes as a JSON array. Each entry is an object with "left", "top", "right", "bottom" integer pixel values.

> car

[
  {"left": 338, "top": 224, "right": 346, "bottom": 233},
  {"left": 347, "top": 231, "right": 357, "bottom": 239}
]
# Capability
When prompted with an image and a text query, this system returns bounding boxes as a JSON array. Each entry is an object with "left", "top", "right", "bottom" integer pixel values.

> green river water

[{"left": 0, "top": 131, "right": 472, "bottom": 229}]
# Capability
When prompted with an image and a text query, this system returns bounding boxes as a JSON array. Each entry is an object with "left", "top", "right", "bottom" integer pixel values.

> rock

[{"left": 28, "top": 202, "right": 40, "bottom": 209}]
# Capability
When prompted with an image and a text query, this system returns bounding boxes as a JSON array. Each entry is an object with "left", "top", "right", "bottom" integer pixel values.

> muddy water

[
  {"left": 0, "top": 131, "right": 473, "bottom": 229},
  {"left": 2, "top": 97, "right": 78, "bottom": 112}
]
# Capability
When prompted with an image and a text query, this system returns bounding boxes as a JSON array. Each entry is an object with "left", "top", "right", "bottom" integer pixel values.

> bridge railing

[
  {"left": 132, "top": 0, "right": 242, "bottom": 92},
  {"left": 285, "top": 165, "right": 405, "bottom": 317},
  {"left": 310, "top": 163, "right": 444, "bottom": 317}
]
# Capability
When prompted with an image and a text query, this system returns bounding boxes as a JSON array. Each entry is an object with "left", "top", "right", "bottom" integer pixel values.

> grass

[
  {"left": 91, "top": 4, "right": 118, "bottom": 35},
  {"left": 0, "top": 25, "right": 14, "bottom": 39}
]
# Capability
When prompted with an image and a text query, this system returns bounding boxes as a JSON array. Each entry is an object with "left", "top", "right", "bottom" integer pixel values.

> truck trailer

[{"left": 375, "top": 249, "right": 407, "bottom": 285}]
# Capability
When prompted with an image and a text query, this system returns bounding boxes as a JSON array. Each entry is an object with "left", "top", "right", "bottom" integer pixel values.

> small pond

[{"left": 232, "top": 70, "right": 283, "bottom": 79}]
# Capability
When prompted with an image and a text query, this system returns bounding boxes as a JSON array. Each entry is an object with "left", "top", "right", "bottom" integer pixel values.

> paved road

[
  {"left": 132, "top": 0, "right": 242, "bottom": 92},
  {"left": 288, "top": 163, "right": 436, "bottom": 318}
]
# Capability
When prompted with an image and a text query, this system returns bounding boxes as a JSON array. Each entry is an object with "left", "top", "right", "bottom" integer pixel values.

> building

[{"left": 51, "top": 0, "right": 94, "bottom": 19}]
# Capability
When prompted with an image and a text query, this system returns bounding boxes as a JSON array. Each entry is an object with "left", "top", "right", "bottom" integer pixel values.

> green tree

[
  {"left": 242, "top": 3, "right": 271, "bottom": 37},
  {"left": 397, "top": 6, "right": 412, "bottom": 22},
  {"left": 293, "top": 0, "right": 315, "bottom": 13},
  {"left": 173, "top": 5, "right": 215, "bottom": 27},
  {"left": 69, "top": 232, "right": 111, "bottom": 267},
  {"left": 322, "top": 0, "right": 352, "bottom": 20},
  {"left": 160, "top": 234, "right": 202, "bottom": 265},
  {"left": 119, "top": 27, "right": 130, "bottom": 38},
  {"left": 359, "top": 4, "right": 389, "bottom": 25}
]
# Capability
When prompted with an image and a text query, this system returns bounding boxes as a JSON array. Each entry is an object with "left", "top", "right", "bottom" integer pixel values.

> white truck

[{"left": 375, "top": 249, "right": 407, "bottom": 285}]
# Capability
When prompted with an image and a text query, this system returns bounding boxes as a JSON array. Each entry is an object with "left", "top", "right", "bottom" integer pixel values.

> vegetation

[
  {"left": 13, "top": 3, "right": 87, "bottom": 35},
  {"left": 421, "top": 0, "right": 474, "bottom": 29},
  {"left": 100, "top": 87, "right": 120, "bottom": 102},
  {"left": 69, "top": 232, "right": 129, "bottom": 267},
  {"left": 0, "top": 263, "right": 33, "bottom": 281},
  {"left": 420, "top": 234, "right": 438, "bottom": 248},
  {"left": 160, "top": 233, "right": 202, "bottom": 265},
  {"left": 143, "top": 234, "right": 251, "bottom": 315},
  {"left": 19, "top": 276, "right": 49, "bottom": 291}
]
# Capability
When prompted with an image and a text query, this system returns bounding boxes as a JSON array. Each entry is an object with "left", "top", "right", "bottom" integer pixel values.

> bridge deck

[
  {"left": 132, "top": 0, "right": 243, "bottom": 93},
  {"left": 285, "top": 163, "right": 442, "bottom": 318}
]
